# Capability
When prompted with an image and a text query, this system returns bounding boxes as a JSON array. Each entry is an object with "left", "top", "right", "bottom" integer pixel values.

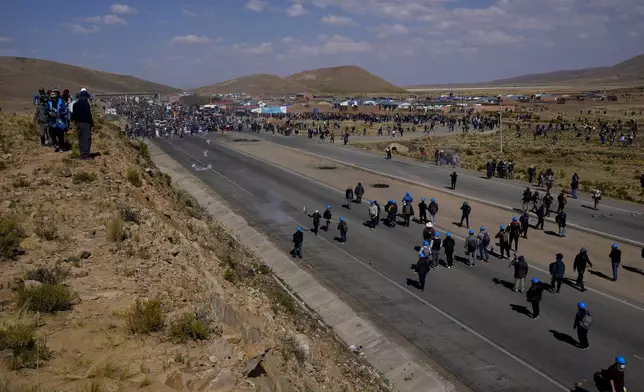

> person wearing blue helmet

[
  {"left": 323, "top": 205, "right": 332, "bottom": 232},
  {"left": 345, "top": 187, "right": 354, "bottom": 210},
  {"left": 477, "top": 226, "right": 490, "bottom": 262},
  {"left": 402, "top": 192, "right": 413, "bottom": 204},
  {"left": 291, "top": 226, "right": 304, "bottom": 258},
  {"left": 418, "top": 197, "right": 428, "bottom": 224},
  {"left": 307, "top": 208, "right": 322, "bottom": 235},
  {"left": 459, "top": 201, "right": 471, "bottom": 228},
  {"left": 596, "top": 356, "right": 626, "bottom": 392},
  {"left": 465, "top": 229, "right": 477, "bottom": 266},
  {"left": 609, "top": 244, "right": 621, "bottom": 282},
  {"left": 573, "top": 302, "right": 591, "bottom": 350},
  {"left": 337, "top": 216, "right": 348, "bottom": 244},
  {"left": 443, "top": 232, "right": 455, "bottom": 268},
  {"left": 429, "top": 232, "right": 442, "bottom": 268},
  {"left": 385, "top": 199, "right": 398, "bottom": 227},
  {"left": 526, "top": 277, "right": 544, "bottom": 319},
  {"left": 509, "top": 216, "right": 521, "bottom": 251},
  {"left": 496, "top": 225, "right": 511, "bottom": 259},
  {"left": 428, "top": 197, "right": 439, "bottom": 224},
  {"left": 420, "top": 240, "right": 431, "bottom": 258},
  {"left": 413, "top": 247, "right": 431, "bottom": 292}
]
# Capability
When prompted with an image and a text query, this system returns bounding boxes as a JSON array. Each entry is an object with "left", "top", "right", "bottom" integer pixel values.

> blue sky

[{"left": 1, "top": 0, "right": 643, "bottom": 88}]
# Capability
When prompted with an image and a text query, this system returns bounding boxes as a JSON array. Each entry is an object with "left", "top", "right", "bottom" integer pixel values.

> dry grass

[
  {"left": 168, "top": 312, "right": 212, "bottom": 343},
  {"left": 0, "top": 309, "right": 51, "bottom": 370},
  {"left": 125, "top": 167, "right": 142, "bottom": 187},
  {"left": 0, "top": 218, "right": 25, "bottom": 260},
  {"left": 106, "top": 214, "right": 125, "bottom": 242},
  {"left": 16, "top": 283, "right": 76, "bottom": 313},
  {"left": 124, "top": 299, "right": 165, "bottom": 335}
]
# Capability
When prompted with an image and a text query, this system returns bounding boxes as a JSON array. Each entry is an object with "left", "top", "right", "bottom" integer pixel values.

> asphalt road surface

[
  {"left": 229, "top": 131, "right": 644, "bottom": 246},
  {"left": 155, "top": 135, "right": 643, "bottom": 392}
]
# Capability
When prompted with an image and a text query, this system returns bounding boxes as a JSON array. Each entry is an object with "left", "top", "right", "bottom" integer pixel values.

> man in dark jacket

[
  {"left": 354, "top": 182, "right": 364, "bottom": 203},
  {"left": 337, "top": 217, "right": 348, "bottom": 243},
  {"left": 70, "top": 89, "right": 94, "bottom": 160},
  {"left": 345, "top": 187, "right": 354, "bottom": 209},
  {"left": 417, "top": 198, "right": 428, "bottom": 224},
  {"left": 496, "top": 226, "right": 511, "bottom": 259},
  {"left": 322, "top": 205, "right": 332, "bottom": 231},
  {"left": 291, "top": 227, "right": 304, "bottom": 258},
  {"left": 519, "top": 211, "right": 530, "bottom": 239},
  {"left": 428, "top": 198, "right": 439, "bottom": 224},
  {"left": 526, "top": 278, "right": 544, "bottom": 319},
  {"left": 536, "top": 203, "right": 546, "bottom": 230},
  {"left": 307, "top": 209, "right": 321, "bottom": 235},
  {"left": 549, "top": 253, "right": 566, "bottom": 293},
  {"left": 459, "top": 201, "right": 471, "bottom": 228},
  {"left": 509, "top": 216, "right": 521, "bottom": 251},
  {"left": 509, "top": 255, "right": 529, "bottom": 292},
  {"left": 450, "top": 171, "right": 457, "bottom": 189},
  {"left": 573, "top": 302, "right": 591, "bottom": 349},
  {"left": 555, "top": 210, "right": 567, "bottom": 237},
  {"left": 442, "top": 232, "right": 455, "bottom": 268},
  {"left": 401, "top": 202, "right": 412, "bottom": 227},
  {"left": 610, "top": 244, "right": 621, "bottom": 281},
  {"left": 573, "top": 248, "right": 593, "bottom": 291},
  {"left": 33, "top": 95, "right": 51, "bottom": 146},
  {"left": 415, "top": 249, "right": 430, "bottom": 291}
]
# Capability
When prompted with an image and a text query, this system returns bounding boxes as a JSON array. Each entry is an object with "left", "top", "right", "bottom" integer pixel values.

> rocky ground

[{"left": 0, "top": 112, "right": 391, "bottom": 392}]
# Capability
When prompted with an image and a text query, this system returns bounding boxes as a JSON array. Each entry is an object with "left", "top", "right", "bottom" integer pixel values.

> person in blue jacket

[
  {"left": 33, "top": 88, "right": 46, "bottom": 106},
  {"left": 47, "top": 89, "right": 69, "bottom": 152},
  {"left": 402, "top": 192, "right": 413, "bottom": 204}
]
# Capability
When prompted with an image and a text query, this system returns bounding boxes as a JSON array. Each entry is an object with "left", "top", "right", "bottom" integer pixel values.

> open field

[
  {"left": 354, "top": 129, "right": 644, "bottom": 203},
  {"left": 0, "top": 112, "right": 387, "bottom": 391}
]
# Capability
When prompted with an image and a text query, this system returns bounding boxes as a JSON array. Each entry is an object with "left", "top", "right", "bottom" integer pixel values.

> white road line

[
  {"left": 254, "top": 137, "right": 644, "bottom": 248},
  {"left": 164, "top": 138, "right": 570, "bottom": 391},
  {"left": 217, "top": 137, "right": 644, "bottom": 313}
]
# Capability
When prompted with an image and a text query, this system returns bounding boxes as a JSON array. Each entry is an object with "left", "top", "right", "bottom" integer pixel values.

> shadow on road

[
  {"left": 589, "top": 269, "right": 613, "bottom": 282},
  {"left": 549, "top": 329, "right": 579, "bottom": 348},
  {"left": 492, "top": 278, "right": 515, "bottom": 292},
  {"left": 561, "top": 278, "right": 583, "bottom": 292},
  {"left": 623, "top": 265, "right": 644, "bottom": 276},
  {"left": 509, "top": 304, "right": 532, "bottom": 318}
]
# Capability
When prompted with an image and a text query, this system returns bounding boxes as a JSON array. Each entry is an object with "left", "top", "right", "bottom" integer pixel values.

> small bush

[
  {"left": 72, "top": 171, "right": 97, "bottom": 184},
  {"left": 0, "top": 161, "right": 7, "bottom": 170},
  {"left": 169, "top": 312, "right": 211, "bottom": 343},
  {"left": 133, "top": 140, "right": 151, "bottom": 163},
  {"left": 0, "top": 312, "right": 51, "bottom": 370},
  {"left": 17, "top": 283, "right": 75, "bottom": 313},
  {"left": 125, "top": 299, "right": 165, "bottom": 334},
  {"left": 24, "top": 264, "right": 70, "bottom": 285},
  {"left": 0, "top": 218, "right": 25, "bottom": 260},
  {"left": 12, "top": 176, "right": 30, "bottom": 188},
  {"left": 107, "top": 214, "right": 125, "bottom": 242},
  {"left": 119, "top": 205, "right": 141, "bottom": 224},
  {"left": 126, "top": 167, "right": 142, "bottom": 187},
  {"left": 282, "top": 335, "right": 306, "bottom": 364},
  {"left": 34, "top": 223, "right": 58, "bottom": 241}
]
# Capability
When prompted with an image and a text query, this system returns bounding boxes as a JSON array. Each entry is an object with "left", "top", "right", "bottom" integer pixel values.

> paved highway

[
  {"left": 227, "top": 131, "right": 644, "bottom": 246},
  {"left": 156, "top": 135, "right": 643, "bottom": 392}
]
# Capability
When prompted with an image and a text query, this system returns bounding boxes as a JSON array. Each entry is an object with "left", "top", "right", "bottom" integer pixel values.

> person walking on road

[
  {"left": 465, "top": 229, "right": 477, "bottom": 266},
  {"left": 323, "top": 205, "right": 332, "bottom": 231},
  {"left": 414, "top": 250, "right": 430, "bottom": 292},
  {"left": 337, "top": 217, "right": 348, "bottom": 244},
  {"left": 459, "top": 201, "right": 471, "bottom": 228},
  {"left": 307, "top": 209, "right": 322, "bottom": 235},
  {"left": 430, "top": 232, "right": 442, "bottom": 268},
  {"left": 536, "top": 203, "right": 546, "bottom": 230},
  {"left": 573, "top": 248, "right": 593, "bottom": 292},
  {"left": 526, "top": 278, "right": 544, "bottom": 320},
  {"left": 354, "top": 182, "right": 364, "bottom": 204},
  {"left": 522, "top": 187, "right": 532, "bottom": 211},
  {"left": 595, "top": 356, "right": 627, "bottom": 392},
  {"left": 549, "top": 253, "right": 566, "bottom": 293},
  {"left": 368, "top": 200, "right": 378, "bottom": 229},
  {"left": 509, "top": 255, "right": 529, "bottom": 293},
  {"left": 418, "top": 198, "right": 428, "bottom": 224},
  {"left": 450, "top": 171, "right": 458, "bottom": 190},
  {"left": 573, "top": 302, "right": 592, "bottom": 350},
  {"left": 401, "top": 201, "right": 412, "bottom": 227},
  {"left": 555, "top": 210, "right": 567, "bottom": 237},
  {"left": 509, "top": 216, "right": 521, "bottom": 251},
  {"left": 519, "top": 210, "right": 530, "bottom": 239},
  {"left": 345, "top": 187, "right": 354, "bottom": 209},
  {"left": 477, "top": 226, "right": 490, "bottom": 262},
  {"left": 443, "top": 232, "right": 455, "bottom": 268},
  {"left": 428, "top": 198, "right": 439, "bottom": 224},
  {"left": 496, "top": 225, "right": 511, "bottom": 259},
  {"left": 291, "top": 227, "right": 304, "bottom": 258},
  {"left": 609, "top": 244, "right": 621, "bottom": 282}
]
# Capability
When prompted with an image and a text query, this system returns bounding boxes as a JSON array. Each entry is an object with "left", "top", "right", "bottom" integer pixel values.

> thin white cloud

[
  {"left": 70, "top": 24, "right": 100, "bottom": 34},
  {"left": 233, "top": 41, "right": 274, "bottom": 55},
  {"left": 170, "top": 35, "right": 222, "bottom": 45},
  {"left": 285, "top": 34, "right": 371, "bottom": 56},
  {"left": 321, "top": 15, "right": 356, "bottom": 26},
  {"left": 182, "top": 7, "right": 198, "bottom": 17},
  {"left": 377, "top": 23, "right": 410, "bottom": 38},
  {"left": 281, "top": 36, "right": 298, "bottom": 44},
  {"left": 110, "top": 4, "right": 138, "bottom": 14},
  {"left": 286, "top": 3, "right": 309, "bottom": 17},
  {"left": 82, "top": 14, "right": 127, "bottom": 25},
  {"left": 0, "top": 37, "right": 11, "bottom": 43},
  {"left": 245, "top": 0, "right": 268, "bottom": 12}
]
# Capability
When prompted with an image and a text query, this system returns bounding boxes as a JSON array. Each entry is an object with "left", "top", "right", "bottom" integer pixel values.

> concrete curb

[
  {"left": 254, "top": 138, "right": 644, "bottom": 249},
  {"left": 146, "top": 140, "right": 457, "bottom": 392}
]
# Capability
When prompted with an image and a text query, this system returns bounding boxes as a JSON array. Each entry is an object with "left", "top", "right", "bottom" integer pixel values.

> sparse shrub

[
  {"left": 282, "top": 335, "right": 306, "bottom": 364},
  {"left": 125, "top": 299, "right": 165, "bottom": 334},
  {"left": 126, "top": 167, "right": 142, "bottom": 187},
  {"left": 0, "top": 161, "right": 7, "bottom": 170},
  {"left": 16, "top": 283, "right": 75, "bottom": 313},
  {"left": 34, "top": 223, "right": 58, "bottom": 241},
  {"left": 12, "top": 176, "right": 30, "bottom": 188},
  {"left": 72, "top": 171, "right": 97, "bottom": 184},
  {"left": 119, "top": 205, "right": 141, "bottom": 224},
  {"left": 24, "top": 264, "right": 70, "bottom": 285},
  {"left": 0, "top": 311, "right": 51, "bottom": 370},
  {"left": 223, "top": 268, "right": 238, "bottom": 283},
  {"left": 270, "top": 285, "right": 297, "bottom": 314},
  {"left": 0, "top": 218, "right": 25, "bottom": 260},
  {"left": 69, "top": 143, "right": 80, "bottom": 159},
  {"left": 107, "top": 214, "right": 125, "bottom": 242},
  {"left": 168, "top": 312, "right": 211, "bottom": 343},
  {"left": 133, "top": 140, "right": 151, "bottom": 163}
]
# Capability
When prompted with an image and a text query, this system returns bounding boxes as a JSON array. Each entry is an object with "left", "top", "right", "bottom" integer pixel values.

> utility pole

[{"left": 500, "top": 111, "right": 503, "bottom": 156}]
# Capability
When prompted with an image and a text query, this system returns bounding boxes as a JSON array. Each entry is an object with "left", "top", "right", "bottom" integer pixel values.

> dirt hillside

[
  {"left": 0, "top": 111, "right": 390, "bottom": 392},
  {"left": 0, "top": 57, "right": 180, "bottom": 111},
  {"left": 194, "top": 74, "right": 316, "bottom": 97},
  {"left": 286, "top": 66, "right": 406, "bottom": 94}
]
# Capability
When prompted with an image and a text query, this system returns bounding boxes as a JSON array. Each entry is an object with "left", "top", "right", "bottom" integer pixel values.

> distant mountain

[
  {"left": 0, "top": 57, "right": 179, "bottom": 109},
  {"left": 194, "top": 74, "right": 315, "bottom": 96},
  {"left": 408, "top": 53, "right": 644, "bottom": 89},
  {"left": 286, "top": 65, "right": 406, "bottom": 94}
]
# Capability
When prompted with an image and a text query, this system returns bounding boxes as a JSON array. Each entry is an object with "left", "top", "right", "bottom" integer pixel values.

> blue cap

[
  {"left": 423, "top": 240, "right": 429, "bottom": 246},
  {"left": 297, "top": 227, "right": 302, "bottom": 231},
  {"left": 327, "top": 205, "right": 331, "bottom": 209},
  {"left": 370, "top": 200, "right": 374, "bottom": 204},
  {"left": 421, "top": 197, "right": 425, "bottom": 201},
  {"left": 577, "top": 302, "right": 586, "bottom": 309},
  {"left": 389, "top": 199, "right": 394, "bottom": 203},
  {"left": 531, "top": 278, "right": 539, "bottom": 284},
  {"left": 434, "top": 232, "right": 440, "bottom": 238},
  {"left": 480, "top": 226, "right": 485, "bottom": 231},
  {"left": 446, "top": 232, "right": 451, "bottom": 237},
  {"left": 611, "top": 243, "right": 618, "bottom": 248},
  {"left": 500, "top": 225, "right": 505, "bottom": 230},
  {"left": 616, "top": 356, "right": 626, "bottom": 365},
  {"left": 339, "top": 217, "right": 344, "bottom": 221},
  {"left": 512, "top": 216, "right": 518, "bottom": 221},
  {"left": 405, "top": 192, "right": 410, "bottom": 196},
  {"left": 431, "top": 197, "right": 436, "bottom": 202},
  {"left": 469, "top": 229, "right": 474, "bottom": 234}
]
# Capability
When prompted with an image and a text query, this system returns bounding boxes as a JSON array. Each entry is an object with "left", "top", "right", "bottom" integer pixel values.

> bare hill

[
  {"left": 286, "top": 65, "right": 406, "bottom": 94},
  {"left": 194, "top": 74, "right": 315, "bottom": 96},
  {"left": 0, "top": 57, "right": 179, "bottom": 109}
]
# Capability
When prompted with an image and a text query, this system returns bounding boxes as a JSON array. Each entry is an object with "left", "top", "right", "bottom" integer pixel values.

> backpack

[
  {"left": 463, "top": 205, "right": 471, "bottom": 215},
  {"left": 466, "top": 236, "right": 477, "bottom": 250},
  {"left": 482, "top": 232, "right": 491, "bottom": 245},
  {"left": 502, "top": 232, "right": 510, "bottom": 243},
  {"left": 580, "top": 312, "right": 593, "bottom": 330}
]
